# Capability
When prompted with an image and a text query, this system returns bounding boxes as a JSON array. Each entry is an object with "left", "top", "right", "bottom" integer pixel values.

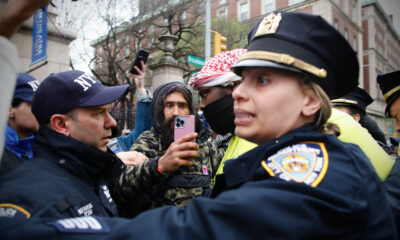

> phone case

[
  {"left": 130, "top": 49, "right": 150, "bottom": 75},
  {"left": 174, "top": 115, "right": 195, "bottom": 142}
]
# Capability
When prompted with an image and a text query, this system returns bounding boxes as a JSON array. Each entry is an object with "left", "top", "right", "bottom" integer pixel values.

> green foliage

[
  {"left": 176, "top": 17, "right": 250, "bottom": 81},
  {"left": 176, "top": 17, "right": 250, "bottom": 59},
  {"left": 211, "top": 17, "right": 250, "bottom": 51}
]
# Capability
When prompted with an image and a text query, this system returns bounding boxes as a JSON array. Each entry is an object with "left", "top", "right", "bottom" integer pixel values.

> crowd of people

[{"left": 0, "top": 0, "right": 399, "bottom": 239}]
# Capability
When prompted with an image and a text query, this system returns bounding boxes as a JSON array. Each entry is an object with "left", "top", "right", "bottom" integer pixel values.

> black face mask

[{"left": 203, "top": 94, "right": 235, "bottom": 135}]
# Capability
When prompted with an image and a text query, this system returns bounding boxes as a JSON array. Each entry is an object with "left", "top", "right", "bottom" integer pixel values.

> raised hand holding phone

[
  {"left": 130, "top": 49, "right": 149, "bottom": 75},
  {"left": 157, "top": 116, "right": 198, "bottom": 173},
  {"left": 131, "top": 60, "right": 147, "bottom": 96}
]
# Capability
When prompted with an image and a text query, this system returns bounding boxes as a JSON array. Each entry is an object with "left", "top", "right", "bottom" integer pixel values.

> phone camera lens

[{"left": 176, "top": 118, "right": 185, "bottom": 128}]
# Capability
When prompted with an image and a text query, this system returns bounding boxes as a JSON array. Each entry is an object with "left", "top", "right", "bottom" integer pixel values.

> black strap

[{"left": 54, "top": 198, "right": 72, "bottom": 212}]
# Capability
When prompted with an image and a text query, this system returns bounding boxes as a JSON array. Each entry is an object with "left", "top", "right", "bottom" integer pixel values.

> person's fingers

[
  {"left": 140, "top": 61, "right": 147, "bottom": 72},
  {"left": 176, "top": 149, "right": 199, "bottom": 160},
  {"left": 175, "top": 159, "right": 193, "bottom": 167},
  {"left": 169, "top": 142, "right": 199, "bottom": 154},
  {"left": 175, "top": 132, "right": 198, "bottom": 144}
]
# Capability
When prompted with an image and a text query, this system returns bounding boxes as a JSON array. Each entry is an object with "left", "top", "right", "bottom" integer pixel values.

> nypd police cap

[
  {"left": 32, "top": 70, "right": 129, "bottom": 124},
  {"left": 377, "top": 70, "right": 400, "bottom": 118},
  {"left": 13, "top": 73, "right": 40, "bottom": 103},
  {"left": 331, "top": 87, "right": 373, "bottom": 114},
  {"left": 232, "top": 11, "right": 359, "bottom": 99}
]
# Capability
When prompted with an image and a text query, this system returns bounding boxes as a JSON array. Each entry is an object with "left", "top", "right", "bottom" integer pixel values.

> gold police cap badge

[{"left": 255, "top": 12, "right": 282, "bottom": 37}]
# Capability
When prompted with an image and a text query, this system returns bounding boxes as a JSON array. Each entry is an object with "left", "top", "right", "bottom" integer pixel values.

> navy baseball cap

[
  {"left": 13, "top": 73, "right": 40, "bottom": 102},
  {"left": 32, "top": 70, "right": 129, "bottom": 124},
  {"left": 331, "top": 87, "right": 373, "bottom": 114},
  {"left": 231, "top": 11, "right": 359, "bottom": 99},
  {"left": 377, "top": 70, "right": 400, "bottom": 118}
]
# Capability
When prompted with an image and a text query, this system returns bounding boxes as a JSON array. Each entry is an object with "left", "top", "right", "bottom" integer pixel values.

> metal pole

[{"left": 205, "top": 0, "right": 211, "bottom": 60}]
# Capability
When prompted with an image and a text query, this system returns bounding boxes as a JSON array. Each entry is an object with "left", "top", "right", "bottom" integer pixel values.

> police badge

[
  {"left": 261, "top": 142, "right": 329, "bottom": 187},
  {"left": 254, "top": 12, "right": 282, "bottom": 37}
]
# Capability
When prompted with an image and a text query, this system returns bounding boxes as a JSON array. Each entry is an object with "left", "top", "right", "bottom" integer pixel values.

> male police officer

[
  {"left": 0, "top": 70, "right": 128, "bottom": 218},
  {"left": 378, "top": 70, "right": 400, "bottom": 231}
]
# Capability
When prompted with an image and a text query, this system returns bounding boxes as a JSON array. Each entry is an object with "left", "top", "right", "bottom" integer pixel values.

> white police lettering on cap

[
  {"left": 47, "top": 216, "right": 110, "bottom": 234},
  {"left": 27, "top": 80, "right": 40, "bottom": 91},
  {"left": 74, "top": 74, "right": 98, "bottom": 91}
]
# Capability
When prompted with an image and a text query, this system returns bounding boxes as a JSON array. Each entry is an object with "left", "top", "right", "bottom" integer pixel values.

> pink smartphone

[{"left": 174, "top": 115, "right": 195, "bottom": 142}]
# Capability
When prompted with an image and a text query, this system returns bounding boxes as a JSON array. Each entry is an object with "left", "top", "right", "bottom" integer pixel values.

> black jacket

[
  {"left": 0, "top": 148, "right": 23, "bottom": 178},
  {"left": 0, "top": 126, "right": 124, "bottom": 218}
]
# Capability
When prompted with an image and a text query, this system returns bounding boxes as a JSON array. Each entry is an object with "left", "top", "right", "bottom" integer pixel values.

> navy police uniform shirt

[
  {"left": 0, "top": 125, "right": 397, "bottom": 239},
  {"left": 0, "top": 126, "right": 123, "bottom": 218}
]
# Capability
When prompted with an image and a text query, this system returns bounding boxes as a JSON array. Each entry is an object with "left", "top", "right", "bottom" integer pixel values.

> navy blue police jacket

[
  {"left": 0, "top": 125, "right": 397, "bottom": 239},
  {"left": 0, "top": 126, "right": 124, "bottom": 218},
  {"left": 385, "top": 155, "right": 400, "bottom": 232}
]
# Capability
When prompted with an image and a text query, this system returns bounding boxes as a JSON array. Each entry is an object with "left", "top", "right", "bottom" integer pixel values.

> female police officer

[{"left": 0, "top": 11, "right": 396, "bottom": 240}]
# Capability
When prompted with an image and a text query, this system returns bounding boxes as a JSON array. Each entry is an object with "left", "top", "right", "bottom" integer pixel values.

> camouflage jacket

[{"left": 115, "top": 126, "right": 224, "bottom": 216}]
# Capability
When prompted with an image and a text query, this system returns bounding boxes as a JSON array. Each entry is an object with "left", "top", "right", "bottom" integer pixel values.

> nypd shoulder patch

[
  {"left": 261, "top": 142, "right": 329, "bottom": 187},
  {"left": 47, "top": 216, "right": 110, "bottom": 234},
  {"left": 0, "top": 203, "right": 30, "bottom": 219}
]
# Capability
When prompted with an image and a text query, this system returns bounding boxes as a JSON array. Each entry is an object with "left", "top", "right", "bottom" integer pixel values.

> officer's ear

[
  {"left": 352, "top": 114, "right": 361, "bottom": 122},
  {"left": 301, "top": 89, "right": 321, "bottom": 118},
  {"left": 49, "top": 114, "right": 72, "bottom": 136},
  {"left": 8, "top": 106, "right": 15, "bottom": 119}
]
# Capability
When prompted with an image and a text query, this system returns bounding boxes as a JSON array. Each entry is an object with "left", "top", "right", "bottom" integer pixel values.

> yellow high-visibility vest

[{"left": 329, "top": 108, "right": 394, "bottom": 180}]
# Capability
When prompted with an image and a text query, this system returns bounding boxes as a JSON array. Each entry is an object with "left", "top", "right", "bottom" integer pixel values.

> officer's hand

[
  {"left": 157, "top": 133, "right": 199, "bottom": 173},
  {"left": 116, "top": 151, "right": 148, "bottom": 166}
]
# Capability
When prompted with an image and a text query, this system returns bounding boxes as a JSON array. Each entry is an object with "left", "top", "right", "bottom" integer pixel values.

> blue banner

[{"left": 31, "top": 7, "right": 48, "bottom": 65}]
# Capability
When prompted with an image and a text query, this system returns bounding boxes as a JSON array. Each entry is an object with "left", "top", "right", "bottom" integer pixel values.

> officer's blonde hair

[{"left": 297, "top": 74, "right": 340, "bottom": 136}]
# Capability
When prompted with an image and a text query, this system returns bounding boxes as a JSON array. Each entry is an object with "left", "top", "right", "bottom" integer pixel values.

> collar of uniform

[
  {"left": 34, "top": 126, "right": 124, "bottom": 185},
  {"left": 223, "top": 124, "right": 323, "bottom": 188},
  {"left": 5, "top": 125, "right": 35, "bottom": 159}
]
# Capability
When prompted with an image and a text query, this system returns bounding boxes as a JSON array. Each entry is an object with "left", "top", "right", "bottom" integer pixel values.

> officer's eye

[
  {"left": 98, "top": 110, "right": 107, "bottom": 116},
  {"left": 258, "top": 77, "right": 269, "bottom": 84}
]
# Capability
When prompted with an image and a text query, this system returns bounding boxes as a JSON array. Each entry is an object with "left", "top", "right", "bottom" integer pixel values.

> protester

[
  {"left": 0, "top": 70, "right": 129, "bottom": 218},
  {"left": 0, "top": 73, "right": 40, "bottom": 177},
  {"left": 0, "top": 11, "right": 396, "bottom": 240},
  {"left": 378, "top": 69, "right": 400, "bottom": 231},
  {"left": 115, "top": 82, "right": 223, "bottom": 217},
  {"left": 188, "top": 49, "right": 257, "bottom": 179}
]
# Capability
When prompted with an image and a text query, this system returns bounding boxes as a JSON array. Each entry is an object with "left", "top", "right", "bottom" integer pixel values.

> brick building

[{"left": 94, "top": 0, "right": 400, "bottom": 134}]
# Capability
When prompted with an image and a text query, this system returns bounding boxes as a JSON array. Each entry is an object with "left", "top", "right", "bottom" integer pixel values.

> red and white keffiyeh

[{"left": 189, "top": 48, "right": 247, "bottom": 90}]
